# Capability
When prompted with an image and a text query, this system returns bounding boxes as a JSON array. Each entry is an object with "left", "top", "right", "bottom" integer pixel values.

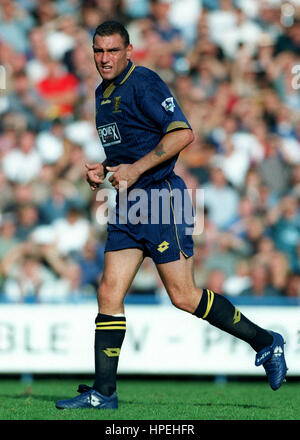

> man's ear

[{"left": 126, "top": 44, "right": 133, "bottom": 60}]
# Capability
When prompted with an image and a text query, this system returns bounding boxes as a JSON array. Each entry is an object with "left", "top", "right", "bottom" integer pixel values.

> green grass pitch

[{"left": 0, "top": 378, "right": 299, "bottom": 421}]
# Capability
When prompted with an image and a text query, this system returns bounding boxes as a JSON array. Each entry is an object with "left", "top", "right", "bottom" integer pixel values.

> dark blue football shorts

[{"left": 105, "top": 173, "right": 194, "bottom": 264}]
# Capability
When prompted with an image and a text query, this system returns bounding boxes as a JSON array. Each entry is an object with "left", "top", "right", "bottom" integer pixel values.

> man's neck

[{"left": 102, "top": 79, "right": 113, "bottom": 90}]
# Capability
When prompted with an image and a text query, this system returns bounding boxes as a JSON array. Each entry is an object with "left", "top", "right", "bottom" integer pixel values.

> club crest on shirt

[
  {"left": 161, "top": 97, "right": 175, "bottom": 113},
  {"left": 113, "top": 96, "right": 122, "bottom": 113}
]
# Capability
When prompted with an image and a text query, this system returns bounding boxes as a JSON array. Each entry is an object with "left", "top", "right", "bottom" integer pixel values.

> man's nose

[{"left": 101, "top": 51, "right": 110, "bottom": 63}]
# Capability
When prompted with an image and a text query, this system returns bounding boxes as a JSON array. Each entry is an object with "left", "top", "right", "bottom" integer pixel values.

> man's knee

[
  {"left": 168, "top": 285, "right": 191, "bottom": 312},
  {"left": 97, "top": 279, "right": 109, "bottom": 301},
  {"left": 168, "top": 285, "right": 202, "bottom": 314},
  {"left": 97, "top": 279, "right": 123, "bottom": 311}
]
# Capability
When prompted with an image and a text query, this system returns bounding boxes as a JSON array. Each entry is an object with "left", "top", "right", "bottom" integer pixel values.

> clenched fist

[
  {"left": 106, "top": 164, "right": 141, "bottom": 191},
  {"left": 85, "top": 163, "right": 107, "bottom": 191}
]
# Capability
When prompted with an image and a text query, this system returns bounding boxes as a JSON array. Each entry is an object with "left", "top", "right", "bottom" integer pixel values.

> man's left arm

[{"left": 107, "top": 128, "right": 194, "bottom": 190}]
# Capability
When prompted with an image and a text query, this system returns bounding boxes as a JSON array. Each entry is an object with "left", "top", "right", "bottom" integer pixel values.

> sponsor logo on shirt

[{"left": 97, "top": 122, "right": 121, "bottom": 147}]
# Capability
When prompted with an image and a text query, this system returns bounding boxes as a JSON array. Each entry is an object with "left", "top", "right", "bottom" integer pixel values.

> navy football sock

[
  {"left": 93, "top": 313, "right": 126, "bottom": 396},
  {"left": 193, "top": 289, "right": 273, "bottom": 352}
]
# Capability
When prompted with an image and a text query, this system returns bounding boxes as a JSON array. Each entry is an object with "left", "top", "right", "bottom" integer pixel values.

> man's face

[{"left": 93, "top": 33, "right": 132, "bottom": 82}]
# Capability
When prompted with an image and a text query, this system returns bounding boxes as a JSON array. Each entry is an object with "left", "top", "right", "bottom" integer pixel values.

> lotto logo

[{"left": 157, "top": 241, "right": 169, "bottom": 253}]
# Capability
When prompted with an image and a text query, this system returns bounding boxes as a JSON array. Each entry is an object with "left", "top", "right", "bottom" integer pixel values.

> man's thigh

[
  {"left": 98, "top": 248, "right": 144, "bottom": 313},
  {"left": 156, "top": 253, "right": 201, "bottom": 313}
]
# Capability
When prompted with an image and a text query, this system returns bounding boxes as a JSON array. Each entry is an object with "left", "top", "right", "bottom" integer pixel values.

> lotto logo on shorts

[
  {"left": 97, "top": 122, "right": 121, "bottom": 147},
  {"left": 157, "top": 241, "right": 169, "bottom": 253}
]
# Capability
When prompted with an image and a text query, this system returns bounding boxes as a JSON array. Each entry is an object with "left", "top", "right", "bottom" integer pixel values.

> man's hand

[
  {"left": 106, "top": 164, "right": 140, "bottom": 191},
  {"left": 85, "top": 163, "right": 107, "bottom": 191}
]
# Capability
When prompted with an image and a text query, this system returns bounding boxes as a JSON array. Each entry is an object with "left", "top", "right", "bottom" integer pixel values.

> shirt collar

[
  {"left": 100, "top": 60, "right": 135, "bottom": 97},
  {"left": 113, "top": 60, "right": 134, "bottom": 86}
]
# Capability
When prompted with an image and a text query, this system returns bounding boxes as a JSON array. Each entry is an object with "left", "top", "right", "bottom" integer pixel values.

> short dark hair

[{"left": 93, "top": 21, "right": 130, "bottom": 47}]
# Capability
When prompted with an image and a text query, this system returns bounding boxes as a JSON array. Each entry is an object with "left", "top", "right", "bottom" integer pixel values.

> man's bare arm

[
  {"left": 133, "top": 129, "right": 194, "bottom": 176},
  {"left": 106, "top": 129, "right": 194, "bottom": 190}
]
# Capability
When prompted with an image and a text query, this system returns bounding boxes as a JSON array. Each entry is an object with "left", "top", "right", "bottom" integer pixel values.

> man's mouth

[{"left": 102, "top": 66, "right": 112, "bottom": 71}]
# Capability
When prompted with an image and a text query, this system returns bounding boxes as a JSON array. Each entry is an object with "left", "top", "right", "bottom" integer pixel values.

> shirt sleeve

[{"left": 138, "top": 72, "right": 191, "bottom": 134}]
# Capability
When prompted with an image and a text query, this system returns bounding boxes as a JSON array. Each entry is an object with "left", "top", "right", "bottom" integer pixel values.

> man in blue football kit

[{"left": 56, "top": 21, "right": 287, "bottom": 410}]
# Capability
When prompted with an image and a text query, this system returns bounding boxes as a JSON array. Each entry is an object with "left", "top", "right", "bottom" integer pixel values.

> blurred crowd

[{"left": 0, "top": 0, "right": 300, "bottom": 303}]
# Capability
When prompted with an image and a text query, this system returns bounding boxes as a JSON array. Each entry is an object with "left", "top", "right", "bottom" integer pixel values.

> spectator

[
  {"left": 291, "top": 243, "right": 300, "bottom": 274},
  {"left": 25, "top": 26, "right": 51, "bottom": 84},
  {"left": 228, "top": 196, "right": 255, "bottom": 238},
  {"left": 270, "top": 53, "right": 300, "bottom": 111},
  {"left": 207, "top": 0, "right": 237, "bottom": 50},
  {"left": 258, "top": 134, "right": 291, "bottom": 196},
  {"left": 15, "top": 203, "right": 40, "bottom": 241},
  {"left": 274, "top": 18, "right": 300, "bottom": 56},
  {"left": 36, "top": 58, "right": 79, "bottom": 119},
  {"left": 75, "top": 239, "right": 105, "bottom": 292},
  {"left": 254, "top": 236, "right": 276, "bottom": 266},
  {"left": 219, "top": 7, "right": 263, "bottom": 59},
  {"left": 290, "top": 164, "right": 300, "bottom": 199},
  {"left": 6, "top": 70, "right": 42, "bottom": 130},
  {"left": 284, "top": 273, "right": 300, "bottom": 297},
  {"left": 33, "top": 0, "right": 58, "bottom": 27},
  {"left": 204, "top": 231, "right": 249, "bottom": 278},
  {"left": 2, "top": 130, "right": 42, "bottom": 184},
  {"left": 206, "top": 268, "right": 226, "bottom": 294},
  {"left": 51, "top": 205, "right": 91, "bottom": 257},
  {"left": 130, "top": 258, "right": 160, "bottom": 296},
  {"left": 0, "top": 213, "right": 19, "bottom": 259},
  {"left": 35, "top": 119, "right": 64, "bottom": 164},
  {"left": 223, "top": 259, "right": 251, "bottom": 296},
  {"left": 240, "top": 262, "right": 282, "bottom": 297},
  {"left": 149, "top": 0, "right": 185, "bottom": 56},
  {"left": 0, "top": 0, "right": 35, "bottom": 53},
  {"left": 216, "top": 137, "right": 251, "bottom": 188},
  {"left": 0, "top": 242, "right": 65, "bottom": 303},
  {"left": 268, "top": 251, "right": 290, "bottom": 295},
  {"left": 244, "top": 215, "right": 266, "bottom": 255},
  {"left": 38, "top": 180, "right": 74, "bottom": 224},
  {"left": 269, "top": 196, "right": 300, "bottom": 264},
  {"left": 202, "top": 164, "right": 239, "bottom": 230},
  {"left": 0, "top": 0, "right": 300, "bottom": 303},
  {"left": 0, "top": 169, "right": 14, "bottom": 211}
]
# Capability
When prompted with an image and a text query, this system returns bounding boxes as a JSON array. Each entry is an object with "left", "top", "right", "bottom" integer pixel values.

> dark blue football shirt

[{"left": 95, "top": 60, "right": 191, "bottom": 189}]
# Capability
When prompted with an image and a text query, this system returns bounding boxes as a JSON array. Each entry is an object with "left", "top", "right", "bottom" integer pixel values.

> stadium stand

[{"left": 0, "top": 0, "right": 300, "bottom": 305}]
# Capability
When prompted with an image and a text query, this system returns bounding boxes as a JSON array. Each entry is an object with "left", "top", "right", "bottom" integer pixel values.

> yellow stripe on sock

[
  {"left": 97, "top": 321, "right": 126, "bottom": 326},
  {"left": 202, "top": 289, "right": 214, "bottom": 320},
  {"left": 96, "top": 326, "right": 126, "bottom": 330}
]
